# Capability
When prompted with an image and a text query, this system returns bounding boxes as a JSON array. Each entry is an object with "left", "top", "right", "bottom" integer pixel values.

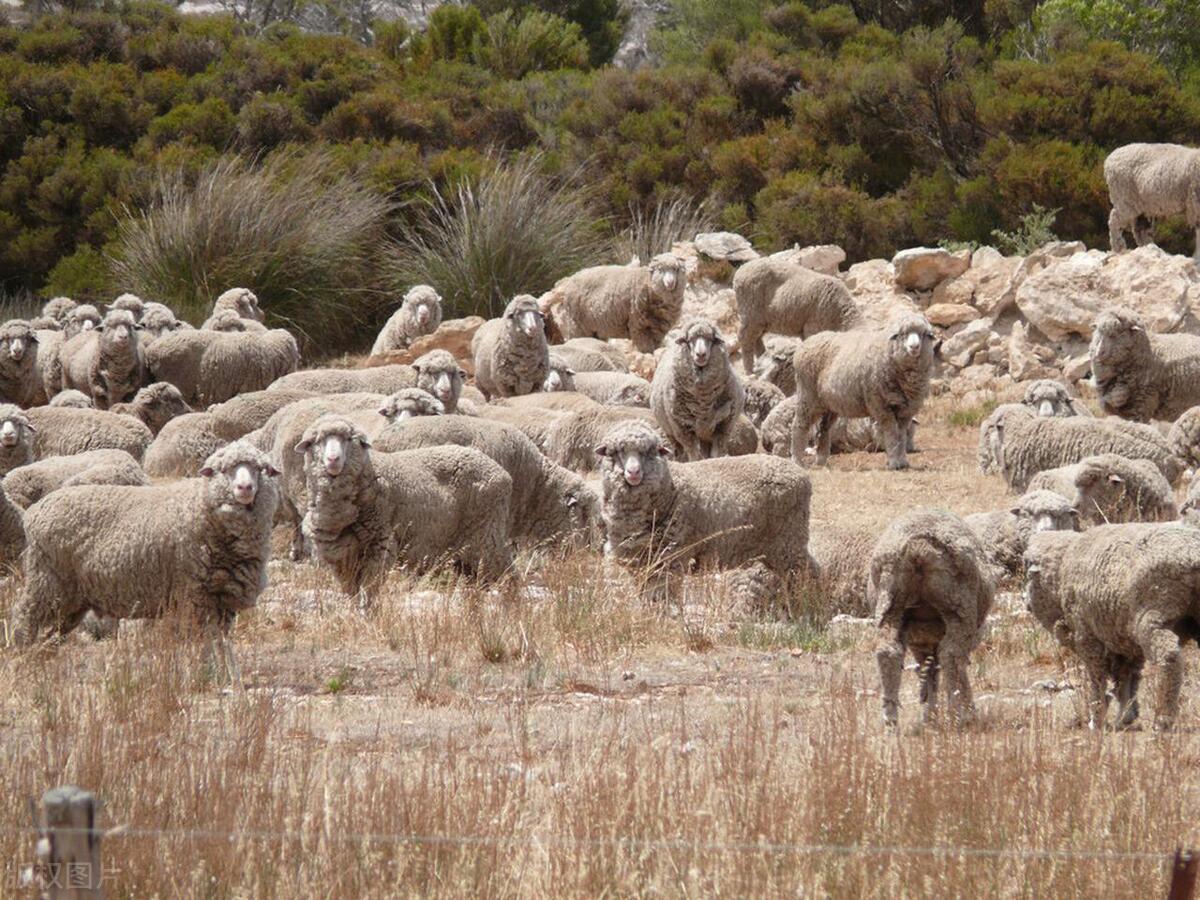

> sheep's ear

[
  {"left": 23, "top": 421, "right": 35, "bottom": 433},
  {"left": 565, "top": 366, "right": 576, "bottom": 375},
  {"left": 566, "top": 494, "right": 579, "bottom": 508},
  {"left": 456, "top": 368, "right": 467, "bottom": 379},
  {"left": 675, "top": 334, "right": 689, "bottom": 345},
  {"left": 199, "top": 465, "right": 215, "bottom": 477},
  {"left": 355, "top": 433, "right": 372, "bottom": 448},
  {"left": 1009, "top": 505, "right": 1023, "bottom": 516},
  {"left": 1108, "top": 474, "right": 1124, "bottom": 485},
  {"left": 376, "top": 405, "right": 392, "bottom": 418},
  {"left": 134, "top": 322, "right": 145, "bottom": 330},
  {"left": 658, "top": 444, "right": 672, "bottom": 458},
  {"left": 712, "top": 333, "right": 725, "bottom": 344},
  {"left": 1131, "top": 324, "right": 1143, "bottom": 332},
  {"left": 294, "top": 437, "right": 313, "bottom": 454},
  {"left": 28, "top": 334, "right": 37, "bottom": 344},
  {"left": 594, "top": 443, "right": 608, "bottom": 458},
  {"left": 263, "top": 463, "right": 280, "bottom": 478}
]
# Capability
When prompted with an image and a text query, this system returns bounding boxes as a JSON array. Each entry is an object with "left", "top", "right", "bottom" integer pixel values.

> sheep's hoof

[{"left": 886, "top": 459, "right": 910, "bottom": 471}]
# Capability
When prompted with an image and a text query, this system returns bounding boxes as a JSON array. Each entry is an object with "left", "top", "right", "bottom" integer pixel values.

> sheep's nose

[
  {"left": 9, "top": 342, "right": 23, "bottom": 361},
  {"left": 904, "top": 333, "right": 921, "bottom": 354},
  {"left": 545, "top": 372, "right": 561, "bottom": 391},
  {"left": 232, "top": 467, "right": 258, "bottom": 505},
  {"left": 0, "top": 424, "right": 16, "bottom": 446},
  {"left": 663, "top": 272, "right": 677, "bottom": 290},
  {"left": 417, "top": 307, "right": 431, "bottom": 325},
  {"left": 1039, "top": 400, "right": 1054, "bottom": 417},
  {"left": 82, "top": 321, "right": 94, "bottom": 331},
  {"left": 436, "top": 375, "right": 452, "bottom": 399},
  {"left": 520, "top": 313, "right": 540, "bottom": 337},
  {"left": 623, "top": 457, "right": 643, "bottom": 486}
]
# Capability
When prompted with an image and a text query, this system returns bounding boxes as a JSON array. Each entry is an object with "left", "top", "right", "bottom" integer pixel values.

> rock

[
  {"left": 892, "top": 247, "right": 971, "bottom": 291},
  {"left": 1016, "top": 245, "right": 1200, "bottom": 341},
  {"left": 957, "top": 363, "right": 998, "bottom": 392},
  {"left": 932, "top": 247, "right": 1022, "bottom": 316},
  {"left": 1063, "top": 353, "right": 1092, "bottom": 383},
  {"left": 365, "top": 316, "right": 484, "bottom": 368},
  {"left": 613, "top": 0, "right": 667, "bottom": 70},
  {"left": 694, "top": 232, "right": 757, "bottom": 263},
  {"left": 942, "top": 317, "right": 995, "bottom": 368},
  {"left": 842, "top": 259, "right": 920, "bottom": 327},
  {"left": 766, "top": 244, "right": 847, "bottom": 276},
  {"left": 925, "top": 303, "right": 979, "bottom": 327},
  {"left": 1008, "top": 321, "right": 1056, "bottom": 381}
]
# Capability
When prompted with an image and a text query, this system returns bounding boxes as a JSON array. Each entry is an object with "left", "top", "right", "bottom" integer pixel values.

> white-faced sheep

[
  {"left": 297, "top": 416, "right": 514, "bottom": 598},
  {"left": 269, "top": 364, "right": 415, "bottom": 396},
  {"left": 376, "top": 388, "right": 445, "bottom": 421},
  {"left": 211, "top": 287, "right": 265, "bottom": 323},
  {"left": 595, "top": 421, "right": 812, "bottom": 609},
  {"left": 1104, "top": 143, "right": 1200, "bottom": 259},
  {"left": 549, "top": 338, "right": 629, "bottom": 373},
  {"left": 145, "top": 328, "right": 300, "bottom": 407},
  {"left": 64, "top": 304, "right": 101, "bottom": 339},
  {"left": 473, "top": 295, "right": 550, "bottom": 399},
  {"left": 1089, "top": 307, "right": 1200, "bottom": 422},
  {"left": 870, "top": 509, "right": 995, "bottom": 727},
  {"left": 650, "top": 318, "right": 745, "bottom": 461},
  {"left": 370, "top": 285, "right": 443, "bottom": 355},
  {"left": 48, "top": 389, "right": 92, "bottom": 408},
  {"left": 547, "top": 405, "right": 658, "bottom": 472},
  {"left": 11, "top": 442, "right": 280, "bottom": 676},
  {"left": 0, "top": 320, "right": 45, "bottom": 407},
  {"left": 143, "top": 413, "right": 227, "bottom": 479},
  {"left": 41, "top": 297, "right": 76, "bottom": 326},
  {"left": 761, "top": 395, "right": 917, "bottom": 459},
  {"left": 963, "top": 489, "right": 1079, "bottom": 577},
  {"left": 110, "top": 382, "right": 193, "bottom": 435},
  {"left": 1022, "top": 379, "right": 1092, "bottom": 417},
  {"left": 543, "top": 353, "right": 577, "bottom": 393},
  {"left": 791, "top": 313, "right": 938, "bottom": 470},
  {"left": 0, "top": 404, "right": 34, "bottom": 475},
  {"left": 4, "top": 449, "right": 145, "bottom": 509},
  {"left": 411, "top": 350, "right": 467, "bottom": 413},
  {"left": 60, "top": 308, "right": 145, "bottom": 408},
  {"left": 26, "top": 406, "right": 154, "bottom": 462},
  {"left": 754, "top": 336, "right": 800, "bottom": 396},
  {"left": 1024, "top": 523, "right": 1200, "bottom": 729},
  {"left": 110, "top": 293, "right": 145, "bottom": 320},
  {"left": 734, "top": 258, "right": 862, "bottom": 373},
  {"left": 572, "top": 371, "right": 652, "bottom": 408},
  {"left": 1027, "top": 453, "right": 1178, "bottom": 526},
  {"left": 140, "top": 302, "right": 185, "bottom": 341},
  {"left": 544, "top": 254, "right": 686, "bottom": 353},
  {"left": 203, "top": 308, "right": 267, "bottom": 333}
]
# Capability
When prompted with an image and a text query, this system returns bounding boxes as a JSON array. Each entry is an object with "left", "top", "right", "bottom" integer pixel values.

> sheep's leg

[
  {"left": 879, "top": 412, "right": 909, "bottom": 471},
  {"left": 938, "top": 619, "right": 976, "bottom": 726},
  {"left": 1133, "top": 215, "right": 1154, "bottom": 247},
  {"left": 285, "top": 498, "right": 307, "bottom": 562},
  {"left": 1108, "top": 208, "right": 1129, "bottom": 253},
  {"left": 738, "top": 321, "right": 765, "bottom": 375},
  {"left": 916, "top": 650, "right": 940, "bottom": 725},
  {"left": 813, "top": 413, "right": 835, "bottom": 464},
  {"left": 790, "top": 391, "right": 822, "bottom": 467},
  {"left": 1075, "top": 644, "right": 1110, "bottom": 730},
  {"left": 470, "top": 520, "right": 514, "bottom": 584},
  {"left": 875, "top": 622, "right": 905, "bottom": 727},
  {"left": 9, "top": 565, "right": 75, "bottom": 646},
  {"left": 1113, "top": 659, "right": 1142, "bottom": 730},
  {"left": 1136, "top": 618, "right": 1184, "bottom": 731}
]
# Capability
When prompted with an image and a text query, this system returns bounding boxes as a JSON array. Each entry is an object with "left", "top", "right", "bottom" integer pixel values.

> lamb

[
  {"left": 297, "top": 416, "right": 514, "bottom": 598},
  {"left": 754, "top": 336, "right": 801, "bottom": 395},
  {"left": 0, "top": 404, "right": 35, "bottom": 475},
  {"left": 734, "top": 258, "right": 862, "bottom": 373},
  {"left": 544, "top": 254, "right": 686, "bottom": 353},
  {"left": 0, "top": 483, "right": 23, "bottom": 569},
  {"left": 472, "top": 295, "right": 550, "bottom": 399},
  {"left": 26, "top": 406, "right": 153, "bottom": 461},
  {"left": 202, "top": 308, "right": 267, "bottom": 333},
  {"left": 205, "top": 389, "right": 317, "bottom": 441},
  {"left": 64, "top": 304, "right": 101, "bottom": 339},
  {"left": 11, "top": 441, "right": 280, "bottom": 677},
  {"left": 370, "top": 285, "right": 443, "bottom": 355},
  {"left": 0, "top": 320, "right": 44, "bottom": 407},
  {"left": 60, "top": 308, "right": 145, "bottom": 409},
  {"left": 269, "top": 364, "right": 415, "bottom": 396},
  {"left": 3, "top": 449, "right": 147, "bottom": 509},
  {"left": 1027, "top": 453, "right": 1178, "bottom": 526},
  {"left": 410, "top": 350, "right": 467, "bottom": 413},
  {"left": 650, "top": 318, "right": 745, "bottom": 461},
  {"left": 144, "top": 328, "right": 300, "bottom": 407},
  {"left": 546, "top": 405, "right": 659, "bottom": 472},
  {"left": 1104, "top": 143, "right": 1200, "bottom": 259},
  {"left": 543, "top": 353, "right": 577, "bottom": 393},
  {"left": 376, "top": 388, "right": 445, "bottom": 421},
  {"left": 869, "top": 509, "right": 995, "bottom": 727},
  {"left": 791, "top": 313, "right": 938, "bottom": 469},
  {"left": 48, "top": 390, "right": 92, "bottom": 408},
  {"left": 548, "top": 338, "right": 629, "bottom": 373},
  {"left": 963, "top": 490, "right": 1079, "bottom": 577},
  {"left": 140, "top": 302, "right": 185, "bottom": 341},
  {"left": 1022, "top": 379, "right": 1092, "bottom": 418},
  {"left": 373, "top": 414, "right": 600, "bottom": 547},
  {"left": 595, "top": 421, "right": 812, "bottom": 608},
  {"left": 110, "top": 382, "right": 192, "bottom": 435},
  {"left": 979, "top": 403, "right": 1184, "bottom": 490},
  {"left": 211, "top": 287, "right": 265, "bottom": 323},
  {"left": 143, "top": 413, "right": 227, "bottom": 478},
  {"left": 571, "top": 371, "right": 652, "bottom": 408},
  {"left": 109, "top": 293, "right": 145, "bottom": 320},
  {"left": 1024, "top": 523, "right": 1200, "bottom": 729},
  {"left": 41, "top": 297, "right": 76, "bottom": 325},
  {"left": 741, "top": 377, "right": 785, "bottom": 428},
  {"left": 1089, "top": 307, "right": 1200, "bottom": 422}
]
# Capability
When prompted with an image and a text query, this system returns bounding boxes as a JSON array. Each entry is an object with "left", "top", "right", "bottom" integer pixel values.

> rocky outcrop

[{"left": 891, "top": 247, "right": 971, "bottom": 291}]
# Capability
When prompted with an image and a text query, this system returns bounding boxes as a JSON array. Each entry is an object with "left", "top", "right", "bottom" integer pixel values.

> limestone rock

[
  {"left": 892, "top": 247, "right": 971, "bottom": 291},
  {"left": 925, "top": 303, "right": 980, "bottom": 327},
  {"left": 366, "top": 316, "right": 483, "bottom": 368},
  {"left": 694, "top": 232, "right": 758, "bottom": 263},
  {"left": 1007, "top": 321, "right": 1056, "bottom": 381},
  {"left": 942, "top": 317, "right": 994, "bottom": 368},
  {"left": 931, "top": 246, "right": 1022, "bottom": 316},
  {"left": 842, "top": 259, "right": 920, "bottom": 327}
]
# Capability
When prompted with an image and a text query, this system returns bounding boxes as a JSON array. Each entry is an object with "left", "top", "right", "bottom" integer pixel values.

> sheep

[
  {"left": 0, "top": 404, "right": 34, "bottom": 475},
  {"left": 1168, "top": 406, "right": 1200, "bottom": 471},
  {"left": 376, "top": 388, "right": 445, "bottom": 421},
  {"left": 410, "top": 350, "right": 467, "bottom": 413},
  {"left": 791, "top": 313, "right": 938, "bottom": 469},
  {"left": 297, "top": 416, "right": 514, "bottom": 598},
  {"left": 269, "top": 364, "right": 415, "bottom": 396},
  {"left": 145, "top": 328, "right": 300, "bottom": 408},
  {"left": 110, "top": 293, "right": 145, "bottom": 320},
  {"left": 205, "top": 389, "right": 317, "bottom": 442},
  {"left": 734, "top": 259, "right": 863, "bottom": 373},
  {"left": 26, "top": 406, "right": 153, "bottom": 461},
  {"left": 963, "top": 490, "right": 1079, "bottom": 577},
  {"left": 1027, "top": 453, "right": 1178, "bottom": 526},
  {"left": 0, "top": 483, "right": 23, "bottom": 568},
  {"left": 754, "top": 336, "right": 801, "bottom": 396},
  {"left": 370, "top": 285, "right": 443, "bottom": 355},
  {"left": 143, "top": 413, "right": 226, "bottom": 478},
  {"left": 374, "top": 414, "right": 600, "bottom": 547},
  {"left": 60, "top": 308, "right": 145, "bottom": 409},
  {"left": 203, "top": 308, "right": 267, "bottom": 333},
  {"left": 1089, "top": 307, "right": 1200, "bottom": 422},
  {"left": 543, "top": 353, "right": 577, "bottom": 393},
  {"left": 869, "top": 509, "right": 995, "bottom": 727},
  {"left": 1024, "top": 522, "right": 1200, "bottom": 729},
  {"left": 110, "top": 382, "right": 192, "bottom": 435},
  {"left": 548, "top": 339, "right": 629, "bottom": 374},
  {"left": 545, "top": 254, "right": 686, "bottom": 353},
  {"left": 27, "top": 316, "right": 59, "bottom": 331},
  {"left": 41, "top": 297, "right": 76, "bottom": 325},
  {"left": 48, "top": 390, "right": 92, "bottom": 409},
  {"left": 650, "top": 318, "right": 745, "bottom": 461},
  {"left": 494, "top": 391, "right": 601, "bottom": 415},
  {"left": 571, "top": 371, "right": 652, "bottom": 408},
  {"left": 140, "top": 302, "right": 184, "bottom": 341},
  {"left": 760, "top": 395, "right": 917, "bottom": 458},
  {"left": 472, "top": 295, "right": 550, "bottom": 399},
  {"left": 1182, "top": 471, "right": 1200, "bottom": 526},
  {"left": 546, "top": 405, "right": 659, "bottom": 472},
  {"left": 742, "top": 377, "right": 785, "bottom": 428},
  {"left": 33, "top": 329, "right": 65, "bottom": 405},
  {"left": 4, "top": 448, "right": 145, "bottom": 509},
  {"left": 475, "top": 404, "right": 567, "bottom": 453},
  {"left": 64, "top": 304, "right": 101, "bottom": 339},
  {"left": 979, "top": 403, "right": 1184, "bottom": 490},
  {"left": 0, "top": 320, "right": 44, "bottom": 407},
  {"left": 1104, "top": 143, "right": 1200, "bottom": 259},
  {"left": 595, "top": 421, "right": 812, "bottom": 609},
  {"left": 1022, "top": 379, "right": 1092, "bottom": 418},
  {"left": 211, "top": 287, "right": 265, "bottom": 323},
  {"left": 11, "top": 441, "right": 280, "bottom": 678}
]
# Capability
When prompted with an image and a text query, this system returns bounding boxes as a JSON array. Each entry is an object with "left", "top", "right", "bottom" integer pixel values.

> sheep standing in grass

[
  {"left": 4, "top": 449, "right": 145, "bottom": 509},
  {"left": 1023, "top": 380, "right": 1091, "bottom": 418},
  {"left": 596, "top": 421, "right": 812, "bottom": 608},
  {"left": 791, "top": 313, "right": 937, "bottom": 470},
  {"left": 370, "top": 285, "right": 443, "bottom": 355},
  {"left": 1089, "top": 307, "right": 1200, "bottom": 422},
  {"left": 473, "top": 295, "right": 550, "bottom": 399},
  {"left": 110, "top": 382, "right": 193, "bottom": 435},
  {"left": 650, "top": 319, "right": 745, "bottom": 461},
  {"left": 145, "top": 328, "right": 299, "bottom": 407},
  {"left": 870, "top": 509, "right": 995, "bottom": 727},
  {"left": 963, "top": 490, "right": 1079, "bottom": 577},
  {"left": 11, "top": 442, "right": 279, "bottom": 677},
  {"left": 544, "top": 254, "right": 686, "bottom": 353},
  {"left": 60, "top": 308, "right": 145, "bottom": 409},
  {"left": 1028, "top": 453, "right": 1178, "bottom": 526},
  {"left": 1104, "top": 143, "right": 1200, "bottom": 259},
  {"left": 1024, "top": 523, "right": 1200, "bottom": 729},
  {"left": 0, "top": 405, "right": 34, "bottom": 475},
  {"left": 297, "top": 416, "right": 514, "bottom": 599}
]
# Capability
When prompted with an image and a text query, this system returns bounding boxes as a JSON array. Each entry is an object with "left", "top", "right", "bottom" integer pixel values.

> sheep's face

[
  {"left": 66, "top": 306, "right": 102, "bottom": 338},
  {"left": 378, "top": 388, "right": 445, "bottom": 422},
  {"left": 543, "top": 357, "right": 576, "bottom": 393},
  {"left": 649, "top": 254, "right": 685, "bottom": 296},
  {"left": 676, "top": 320, "right": 726, "bottom": 370},
  {"left": 1021, "top": 533, "right": 1072, "bottom": 629},
  {"left": 504, "top": 296, "right": 544, "bottom": 340},
  {"left": 200, "top": 443, "right": 279, "bottom": 511},
  {"left": 1072, "top": 464, "right": 1130, "bottom": 524},
  {"left": 139, "top": 384, "right": 191, "bottom": 425},
  {"left": 595, "top": 424, "right": 670, "bottom": 495},
  {"left": 1090, "top": 310, "right": 1144, "bottom": 366},
  {"left": 413, "top": 353, "right": 464, "bottom": 407},
  {"left": 1023, "top": 380, "right": 1075, "bottom": 417},
  {"left": 0, "top": 324, "right": 35, "bottom": 364},
  {"left": 99, "top": 310, "right": 139, "bottom": 350},
  {"left": 1012, "top": 491, "right": 1079, "bottom": 536},
  {"left": 0, "top": 412, "right": 31, "bottom": 448},
  {"left": 295, "top": 418, "right": 371, "bottom": 480},
  {"left": 42, "top": 297, "right": 76, "bottom": 323},
  {"left": 889, "top": 317, "right": 937, "bottom": 363},
  {"left": 215, "top": 288, "right": 264, "bottom": 323},
  {"left": 111, "top": 294, "right": 145, "bottom": 320},
  {"left": 404, "top": 286, "right": 442, "bottom": 331},
  {"left": 140, "top": 305, "right": 180, "bottom": 340}
]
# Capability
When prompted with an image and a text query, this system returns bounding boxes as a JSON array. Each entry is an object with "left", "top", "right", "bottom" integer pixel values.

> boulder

[
  {"left": 842, "top": 259, "right": 920, "bottom": 327},
  {"left": 682, "top": 286, "right": 740, "bottom": 351},
  {"left": 924, "top": 303, "right": 980, "bottom": 327},
  {"left": 366, "top": 316, "right": 484, "bottom": 367},
  {"left": 941, "top": 317, "right": 994, "bottom": 368},
  {"left": 764, "top": 244, "right": 847, "bottom": 276},
  {"left": 693, "top": 232, "right": 758, "bottom": 263},
  {"left": 931, "top": 246, "right": 1022, "bottom": 316},
  {"left": 892, "top": 247, "right": 971, "bottom": 291},
  {"left": 1007, "top": 321, "right": 1056, "bottom": 381}
]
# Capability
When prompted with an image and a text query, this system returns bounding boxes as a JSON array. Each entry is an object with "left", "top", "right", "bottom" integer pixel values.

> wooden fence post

[
  {"left": 1169, "top": 848, "right": 1199, "bottom": 900},
  {"left": 33, "top": 786, "right": 103, "bottom": 899}
]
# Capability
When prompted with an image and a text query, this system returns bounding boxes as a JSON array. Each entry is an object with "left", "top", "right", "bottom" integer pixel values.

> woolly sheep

[
  {"left": 0, "top": 320, "right": 45, "bottom": 407},
  {"left": 760, "top": 395, "right": 917, "bottom": 458},
  {"left": 60, "top": 308, "right": 144, "bottom": 409},
  {"left": 212, "top": 287, "right": 265, "bottom": 323},
  {"left": 595, "top": 421, "right": 812, "bottom": 608},
  {"left": 11, "top": 442, "right": 280, "bottom": 671},
  {"left": 473, "top": 295, "right": 550, "bottom": 399},
  {"left": 1183, "top": 471, "right": 1200, "bottom": 527},
  {"left": 269, "top": 364, "right": 415, "bottom": 396},
  {"left": 543, "top": 353, "right": 577, "bottom": 393},
  {"left": 370, "top": 285, "right": 443, "bottom": 355},
  {"left": 48, "top": 389, "right": 92, "bottom": 409},
  {"left": 41, "top": 297, "right": 76, "bottom": 325},
  {"left": 376, "top": 388, "right": 445, "bottom": 421},
  {"left": 206, "top": 389, "right": 317, "bottom": 442},
  {"left": 140, "top": 302, "right": 184, "bottom": 341},
  {"left": 143, "top": 413, "right": 227, "bottom": 478},
  {"left": 4, "top": 449, "right": 145, "bottom": 509},
  {"left": 545, "top": 254, "right": 686, "bottom": 353},
  {"left": 742, "top": 378, "right": 785, "bottom": 428},
  {"left": 1022, "top": 379, "right": 1092, "bottom": 418},
  {"left": 33, "top": 329, "right": 65, "bottom": 405},
  {"left": 571, "top": 371, "right": 652, "bottom": 408},
  {"left": 110, "top": 382, "right": 192, "bottom": 435},
  {"left": 411, "top": 349, "right": 467, "bottom": 413},
  {"left": 549, "top": 339, "right": 629, "bottom": 373},
  {"left": 1104, "top": 143, "right": 1200, "bottom": 259},
  {"left": 0, "top": 404, "right": 34, "bottom": 475},
  {"left": 1027, "top": 453, "right": 1178, "bottom": 526},
  {"left": 145, "top": 328, "right": 300, "bottom": 407},
  {"left": 734, "top": 259, "right": 862, "bottom": 374},
  {"left": 203, "top": 308, "right": 268, "bottom": 333},
  {"left": 1089, "top": 307, "right": 1200, "bottom": 422},
  {"left": 494, "top": 391, "right": 601, "bottom": 415},
  {"left": 26, "top": 406, "right": 153, "bottom": 461},
  {"left": 1025, "top": 523, "right": 1200, "bottom": 729},
  {"left": 64, "top": 304, "right": 101, "bottom": 339},
  {"left": 963, "top": 490, "right": 1079, "bottom": 577},
  {"left": 1168, "top": 406, "right": 1200, "bottom": 471},
  {"left": 110, "top": 293, "right": 145, "bottom": 320},
  {"left": 754, "top": 336, "right": 801, "bottom": 396},
  {"left": 0, "top": 483, "right": 23, "bottom": 569},
  {"left": 870, "top": 509, "right": 995, "bottom": 727},
  {"left": 979, "top": 404, "right": 1184, "bottom": 490},
  {"left": 546, "top": 405, "right": 659, "bottom": 472},
  {"left": 650, "top": 318, "right": 745, "bottom": 461},
  {"left": 791, "top": 313, "right": 937, "bottom": 469},
  {"left": 297, "top": 416, "right": 514, "bottom": 598},
  {"left": 475, "top": 404, "right": 567, "bottom": 453},
  {"left": 28, "top": 316, "right": 59, "bottom": 332},
  {"left": 373, "top": 414, "right": 600, "bottom": 548}
]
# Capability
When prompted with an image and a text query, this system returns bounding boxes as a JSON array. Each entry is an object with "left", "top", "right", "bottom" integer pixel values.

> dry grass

[{"left": 2, "top": 404, "right": 1199, "bottom": 897}]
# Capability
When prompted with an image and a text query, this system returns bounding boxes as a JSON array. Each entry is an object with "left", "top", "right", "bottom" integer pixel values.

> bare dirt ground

[{"left": 2, "top": 401, "right": 1199, "bottom": 897}]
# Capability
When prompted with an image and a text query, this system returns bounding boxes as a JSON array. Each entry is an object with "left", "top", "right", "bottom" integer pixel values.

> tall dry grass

[{"left": 613, "top": 193, "right": 716, "bottom": 266}]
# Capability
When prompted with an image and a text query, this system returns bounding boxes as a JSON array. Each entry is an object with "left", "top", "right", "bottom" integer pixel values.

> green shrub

[
  {"left": 990, "top": 203, "right": 1060, "bottom": 255},
  {"left": 472, "top": 9, "right": 589, "bottom": 79}
]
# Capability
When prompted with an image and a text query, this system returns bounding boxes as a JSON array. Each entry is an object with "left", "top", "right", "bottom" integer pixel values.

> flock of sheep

[{"left": 3, "top": 142, "right": 1200, "bottom": 730}]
